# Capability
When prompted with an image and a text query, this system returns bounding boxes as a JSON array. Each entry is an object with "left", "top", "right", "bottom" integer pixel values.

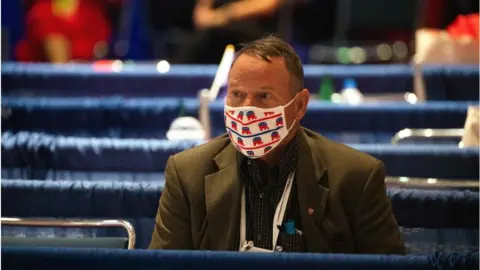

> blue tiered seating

[
  {"left": 2, "top": 63, "right": 478, "bottom": 262},
  {"left": 2, "top": 97, "right": 473, "bottom": 143},
  {"left": 2, "top": 179, "right": 478, "bottom": 252},
  {"left": 2, "top": 247, "right": 478, "bottom": 270},
  {"left": 2, "top": 132, "right": 478, "bottom": 179},
  {"left": 2, "top": 63, "right": 479, "bottom": 101}
]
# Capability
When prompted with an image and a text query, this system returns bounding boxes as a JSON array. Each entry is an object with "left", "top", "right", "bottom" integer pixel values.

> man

[
  {"left": 173, "top": 0, "right": 284, "bottom": 64},
  {"left": 150, "top": 36, "right": 405, "bottom": 254}
]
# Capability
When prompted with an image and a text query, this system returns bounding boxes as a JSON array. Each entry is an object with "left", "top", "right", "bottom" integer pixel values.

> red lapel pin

[{"left": 308, "top": 208, "right": 314, "bottom": 216}]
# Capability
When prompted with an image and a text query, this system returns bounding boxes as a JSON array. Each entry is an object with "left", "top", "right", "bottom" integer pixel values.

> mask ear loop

[
  {"left": 282, "top": 94, "right": 298, "bottom": 109},
  {"left": 282, "top": 94, "right": 299, "bottom": 132},
  {"left": 286, "top": 119, "right": 297, "bottom": 132}
]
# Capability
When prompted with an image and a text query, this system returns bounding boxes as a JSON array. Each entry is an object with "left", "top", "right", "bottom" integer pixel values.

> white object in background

[
  {"left": 209, "top": 45, "right": 236, "bottom": 101},
  {"left": 156, "top": 60, "right": 170, "bottom": 73},
  {"left": 414, "top": 29, "right": 479, "bottom": 65},
  {"left": 166, "top": 116, "right": 205, "bottom": 141},
  {"left": 340, "top": 78, "right": 364, "bottom": 105},
  {"left": 198, "top": 89, "right": 212, "bottom": 140},
  {"left": 460, "top": 106, "right": 479, "bottom": 148},
  {"left": 167, "top": 44, "right": 234, "bottom": 141},
  {"left": 413, "top": 28, "right": 479, "bottom": 102},
  {"left": 404, "top": 92, "right": 418, "bottom": 104}
]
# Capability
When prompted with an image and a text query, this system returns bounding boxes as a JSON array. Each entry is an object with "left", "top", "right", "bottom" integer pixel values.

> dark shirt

[{"left": 237, "top": 134, "right": 304, "bottom": 252}]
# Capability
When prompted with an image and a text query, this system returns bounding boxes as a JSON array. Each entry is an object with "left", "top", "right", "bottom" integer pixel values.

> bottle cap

[{"left": 343, "top": 78, "right": 357, "bottom": 89}]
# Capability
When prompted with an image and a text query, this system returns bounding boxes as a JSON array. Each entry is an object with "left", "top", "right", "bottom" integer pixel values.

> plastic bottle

[
  {"left": 317, "top": 76, "right": 335, "bottom": 101},
  {"left": 340, "top": 78, "right": 364, "bottom": 105}
]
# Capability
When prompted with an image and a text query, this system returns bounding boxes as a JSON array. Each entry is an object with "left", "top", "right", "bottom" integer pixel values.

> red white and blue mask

[{"left": 224, "top": 98, "right": 296, "bottom": 159}]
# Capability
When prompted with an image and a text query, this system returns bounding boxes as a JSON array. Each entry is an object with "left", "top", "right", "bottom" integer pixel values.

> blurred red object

[
  {"left": 413, "top": 14, "right": 479, "bottom": 101},
  {"left": 446, "top": 13, "right": 479, "bottom": 40},
  {"left": 16, "top": 0, "right": 112, "bottom": 62}
]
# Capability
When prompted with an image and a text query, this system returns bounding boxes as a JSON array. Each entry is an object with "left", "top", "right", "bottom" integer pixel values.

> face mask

[{"left": 224, "top": 97, "right": 297, "bottom": 159}]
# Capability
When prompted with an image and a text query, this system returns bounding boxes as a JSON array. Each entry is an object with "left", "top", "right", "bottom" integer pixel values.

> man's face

[
  {"left": 226, "top": 53, "right": 308, "bottom": 129},
  {"left": 226, "top": 54, "right": 294, "bottom": 108},
  {"left": 225, "top": 54, "right": 309, "bottom": 131}
]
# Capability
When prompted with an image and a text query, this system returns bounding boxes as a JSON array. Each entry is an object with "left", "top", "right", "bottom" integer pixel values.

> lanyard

[{"left": 239, "top": 171, "right": 295, "bottom": 251}]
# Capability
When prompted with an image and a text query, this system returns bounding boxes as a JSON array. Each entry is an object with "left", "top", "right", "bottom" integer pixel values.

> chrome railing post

[
  {"left": 391, "top": 128, "right": 465, "bottom": 144},
  {"left": 1, "top": 218, "right": 136, "bottom": 249}
]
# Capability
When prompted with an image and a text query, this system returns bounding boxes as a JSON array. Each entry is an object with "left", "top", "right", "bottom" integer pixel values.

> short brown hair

[{"left": 234, "top": 35, "right": 304, "bottom": 93}]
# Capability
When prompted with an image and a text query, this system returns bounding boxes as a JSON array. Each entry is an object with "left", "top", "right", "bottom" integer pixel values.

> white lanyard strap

[{"left": 239, "top": 171, "right": 295, "bottom": 251}]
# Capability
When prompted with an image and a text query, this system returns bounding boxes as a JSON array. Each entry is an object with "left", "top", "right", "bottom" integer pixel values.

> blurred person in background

[
  {"left": 16, "top": 0, "right": 120, "bottom": 63},
  {"left": 173, "top": 0, "right": 284, "bottom": 64}
]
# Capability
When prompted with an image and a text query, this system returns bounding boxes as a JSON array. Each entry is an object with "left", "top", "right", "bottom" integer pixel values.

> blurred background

[
  {"left": 1, "top": 0, "right": 479, "bottom": 261},
  {"left": 1, "top": 0, "right": 478, "bottom": 64}
]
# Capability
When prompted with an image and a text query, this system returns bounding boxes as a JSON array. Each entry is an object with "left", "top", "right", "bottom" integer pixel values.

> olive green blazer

[{"left": 149, "top": 128, "right": 405, "bottom": 254}]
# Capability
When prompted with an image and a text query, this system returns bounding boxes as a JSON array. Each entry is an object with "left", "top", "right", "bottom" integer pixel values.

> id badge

[{"left": 240, "top": 241, "right": 282, "bottom": 253}]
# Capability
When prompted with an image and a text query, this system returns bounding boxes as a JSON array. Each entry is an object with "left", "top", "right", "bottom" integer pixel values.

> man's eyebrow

[{"left": 259, "top": 86, "right": 275, "bottom": 90}]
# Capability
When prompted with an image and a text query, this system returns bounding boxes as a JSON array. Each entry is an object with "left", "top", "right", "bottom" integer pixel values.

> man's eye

[
  {"left": 231, "top": 91, "right": 243, "bottom": 98},
  {"left": 258, "top": 92, "right": 270, "bottom": 99}
]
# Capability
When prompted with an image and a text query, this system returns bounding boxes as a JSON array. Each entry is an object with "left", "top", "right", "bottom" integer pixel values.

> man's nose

[{"left": 241, "top": 96, "right": 256, "bottom": 107}]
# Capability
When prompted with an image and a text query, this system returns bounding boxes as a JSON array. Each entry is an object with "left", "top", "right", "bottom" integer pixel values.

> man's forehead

[
  {"left": 228, "top": 77, "right": 275, "bottom": 90},
  {"left": 233, "top": 53, "right": 286, "bottom": 67},
  {"left": 229, "top": 54, "right": 289, "bottom": 78}
]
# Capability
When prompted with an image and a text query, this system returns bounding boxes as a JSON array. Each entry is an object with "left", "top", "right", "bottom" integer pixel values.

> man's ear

[{"left": 295, "top": 88, "right": 310, "bottom": 120}]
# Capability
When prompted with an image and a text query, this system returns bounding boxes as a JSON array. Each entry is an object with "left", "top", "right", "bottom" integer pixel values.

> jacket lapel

[
  {"left": 204, "top": 143, "right": 242, "bottom": 250},
  {"left": 296, "top": 129, "right": 331, "bottom": 253},
  {"left": 204, "top": 129, "right": 330, "bottom": 252}
]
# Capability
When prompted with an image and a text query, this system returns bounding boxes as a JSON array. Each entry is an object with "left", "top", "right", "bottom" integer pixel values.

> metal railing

[
  {"left": 385, "top": 176, "right": 479, "bottom": 190},
  {"left": 1, "top": 217, "right": 136, "bottom": 249},
  {"left": 391, "top": 128, "right": 464, "bottom": 144},
  {"left": 198, "top": 89, "right": 212, "bottom": 140},
  {"left": 197, "top": 45, "right": 235, "bottom": 141}
]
